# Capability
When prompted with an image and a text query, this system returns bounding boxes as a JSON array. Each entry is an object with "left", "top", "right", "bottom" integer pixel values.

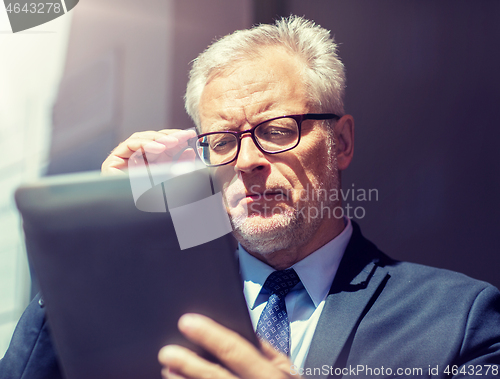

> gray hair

[{"left": 184, "top": 15, "right": 346, "bottom": 129}]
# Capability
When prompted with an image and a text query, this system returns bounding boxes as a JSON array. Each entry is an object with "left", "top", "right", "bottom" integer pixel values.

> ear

[{"left": 334, "top": 115, "right": 354, "bottom": 171}]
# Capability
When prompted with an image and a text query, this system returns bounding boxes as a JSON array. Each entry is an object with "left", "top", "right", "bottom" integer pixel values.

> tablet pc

[{"left": 15, "top": 166, "right": 257, "bottom": 379}]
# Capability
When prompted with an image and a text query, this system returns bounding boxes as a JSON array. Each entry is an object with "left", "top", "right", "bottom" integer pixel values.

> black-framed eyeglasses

[{"left": 192, "top": 113, "right": 340, "bottom": 167}]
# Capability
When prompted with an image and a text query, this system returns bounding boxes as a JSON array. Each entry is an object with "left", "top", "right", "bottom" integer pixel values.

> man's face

[{"left": 198, "top": 49, "right": 341, "bottom": 263}]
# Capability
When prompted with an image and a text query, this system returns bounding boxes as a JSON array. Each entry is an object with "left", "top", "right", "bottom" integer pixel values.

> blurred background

[{"left": 1, "top": 0, "right": 499, "bottom": 358}]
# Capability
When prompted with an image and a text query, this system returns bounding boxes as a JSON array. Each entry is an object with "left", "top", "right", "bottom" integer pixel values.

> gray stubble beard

[{"left": 231, "top": 134, "right": 340, "bottom": 256}]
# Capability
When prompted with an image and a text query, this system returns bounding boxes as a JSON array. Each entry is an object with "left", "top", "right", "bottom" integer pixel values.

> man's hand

[
  {"left": 158, "top": 314, "right": 300, "bottom": 379},
  {"left": 101, "top": 129, "right": 197, "bottom": 175}
]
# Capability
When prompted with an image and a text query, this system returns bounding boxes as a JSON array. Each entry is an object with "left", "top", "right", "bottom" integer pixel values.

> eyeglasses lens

[
  {"left": 196, "top": 117, "right": 300, "bottom": 166},
  {"left": 196, "top": 134, "right": 238, "bottom": 166},
  {"left": 255, "top": 117, "right": 299, "bottom": 152}
]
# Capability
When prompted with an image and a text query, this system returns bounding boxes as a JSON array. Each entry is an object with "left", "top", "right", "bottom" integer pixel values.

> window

[{"left": 0, "top": 8, "right": 72, "bottom": 357}]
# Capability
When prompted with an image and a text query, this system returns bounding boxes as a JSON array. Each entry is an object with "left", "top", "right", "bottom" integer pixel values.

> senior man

[{"left": 2, "top": 16, "right": 500, "bottom": 379}]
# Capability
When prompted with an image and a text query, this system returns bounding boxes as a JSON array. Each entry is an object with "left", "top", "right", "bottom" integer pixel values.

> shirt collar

[{"left": 238, "top": 218, "right": 353, "bottom": 309}]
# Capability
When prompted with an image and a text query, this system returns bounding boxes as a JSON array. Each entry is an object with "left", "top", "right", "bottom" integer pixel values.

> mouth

[{"left": 234, "top": 189, "right": 289, "bottom": 205}]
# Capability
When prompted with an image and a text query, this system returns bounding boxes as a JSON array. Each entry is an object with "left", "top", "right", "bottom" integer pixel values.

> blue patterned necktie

[{"left": 256, "top": 269, "right": 301, "bottom": 355}]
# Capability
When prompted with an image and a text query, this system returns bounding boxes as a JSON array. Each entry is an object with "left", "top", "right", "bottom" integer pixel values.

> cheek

[
  {"left": 211, "top": 165, "right": 237, "bottom": 193},
  {"left": 270, "top": 160, "right": 323, "bottom": 204},
  {"left": 296, "top": 139, "right": 332, "bottom": 181},
  {"left": 211, "top": 167, "right": 249, "bottom": 213}
]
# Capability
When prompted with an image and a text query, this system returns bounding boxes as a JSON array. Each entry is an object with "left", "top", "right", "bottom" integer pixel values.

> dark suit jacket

[{"left": 1, "top": 223, "right": 499, "bottom": 378}]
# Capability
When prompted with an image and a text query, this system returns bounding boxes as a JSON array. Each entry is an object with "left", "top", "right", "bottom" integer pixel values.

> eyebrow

[
  {"left": 201, "top": 103, "right": 286, "bottom": 133},
  {"left": 201, "top": 119, "right": 240, "bottom": 133}
]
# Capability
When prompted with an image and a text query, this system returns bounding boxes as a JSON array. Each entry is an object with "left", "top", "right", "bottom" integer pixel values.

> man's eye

[
  {"left": 211, "top": 137, "right": 235, "bottom": 151},
  {"left": 212, "top": 140, "right": 227, "bottom": 148},
  {"left": 270, "top": 128, "right": 293, "bottom": 136},
  {"left": 260, "top": 127, "right": 295, "bottom": 139}
]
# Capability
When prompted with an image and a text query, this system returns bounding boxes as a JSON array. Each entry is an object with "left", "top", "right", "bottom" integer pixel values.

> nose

[{"left": 234, "top": 134, "right": 270, "bottom": 173}]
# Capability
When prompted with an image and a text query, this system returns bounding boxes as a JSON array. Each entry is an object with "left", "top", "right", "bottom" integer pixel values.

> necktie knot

[{"left": 263, "top": 269, "right": 300, "bottom": 297}]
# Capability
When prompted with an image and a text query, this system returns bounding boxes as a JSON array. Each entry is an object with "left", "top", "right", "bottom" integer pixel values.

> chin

[{"left": 231, "top": 208, "right": 320, "bottom": 256}]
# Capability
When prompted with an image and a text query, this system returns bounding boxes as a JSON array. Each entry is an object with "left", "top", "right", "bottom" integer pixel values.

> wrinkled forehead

[{"left": 198, "top": 50, "right": 310, "bottom": 133}]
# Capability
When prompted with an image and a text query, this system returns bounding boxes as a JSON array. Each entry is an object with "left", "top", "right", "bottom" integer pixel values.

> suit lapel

[{"left": 303, "top": 222, "right": 391, "bottom": 378}]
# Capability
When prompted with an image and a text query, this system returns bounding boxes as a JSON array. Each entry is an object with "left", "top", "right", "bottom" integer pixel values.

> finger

[
  {"left": 158, "top": 345, "right": 237, "bottom": 379},
  {"left": 156, "top": 130, "right": 197, "bottom": 156},
  {"left": 158, "top": 129, "right": 197, "bottom": 143},
  {"left": 130, "top": 131, "right": 181, "bottom": 150},
  {"left": 260, "top": 340, "right": 280, "bottom": 360},
  {"left": 102, "top": 139, "right": 167, "bottom": 175},
  {"left": 106, "top": 135, "right": 187, "bottom": 173},
  {"left": 101, "top": 155, "right": 128, "bottom": 176},
  {"left": 132, "top": 129, "right": 191, "bottom": 139},
  {"left": 113, "top": 138, "right": 168, "bottom": 160},
  {"left": 101, "top": 131, "right": 197, "bottom": 177},
  {"left": 161, "top": 367, "right": 187, "bottom": 379},
  {"left": 260, "top": 341, "right": 292, "bottom": 372},
  {"left": 178, "top": 314, "right": 287, "bottom": 379},
  {"left": 153, "top": 148, "right": 194, "bottom": 166},
  {"left": 146, "top": 130, "right": 196, "bottom": 159},
  {"left": 113, "top": 130, "right": 189, "bottom": 160}
]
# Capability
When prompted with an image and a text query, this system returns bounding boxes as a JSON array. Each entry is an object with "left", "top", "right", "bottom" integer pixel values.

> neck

[{"left": 244, "top": 215, "right": 345, "bottom": 270}]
